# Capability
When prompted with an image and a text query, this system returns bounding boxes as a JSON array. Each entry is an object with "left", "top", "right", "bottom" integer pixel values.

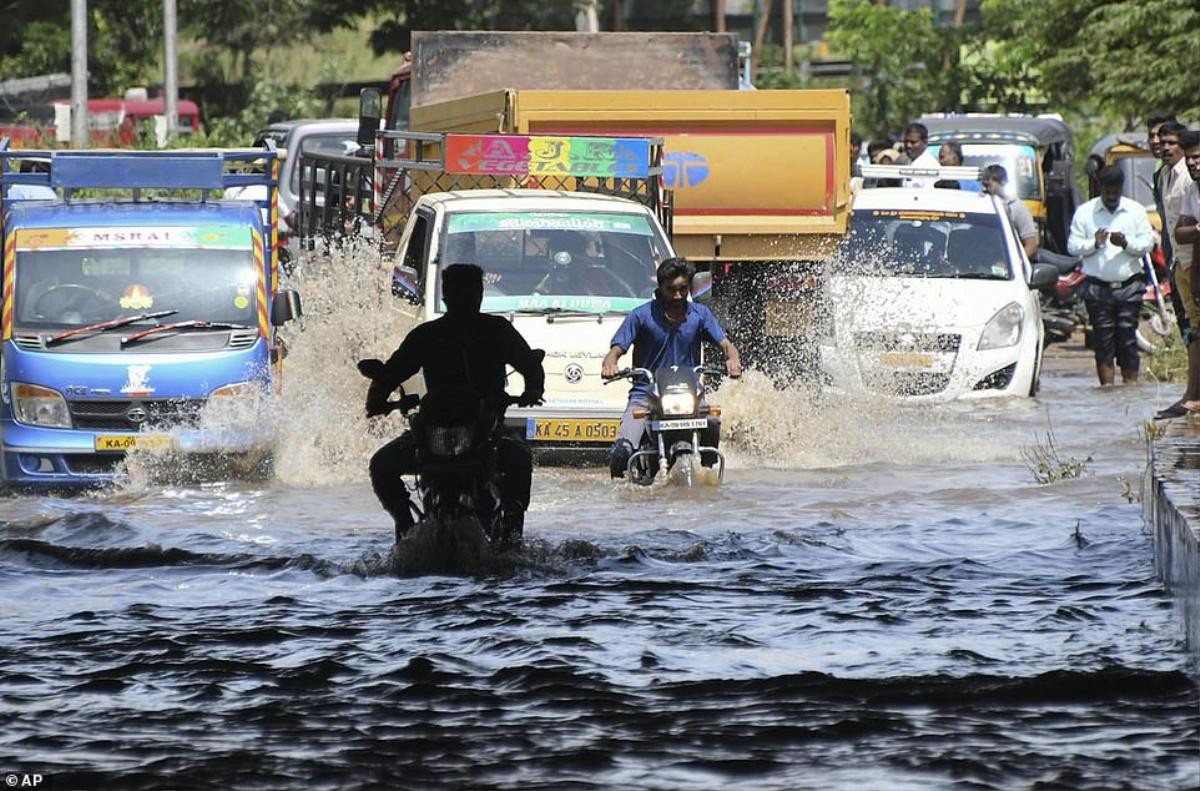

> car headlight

[
  {"left": 660, "top": 392, "right": 698, "bottom": 416},
  {"left": 12, "top": 382, "right": 71, "bottom": 428},
  {"left": 978, "top": 302, "right": 1024, "bottom": 350},
  {"left": 208, "top": 381, "right": 261, "bottom": 401}
]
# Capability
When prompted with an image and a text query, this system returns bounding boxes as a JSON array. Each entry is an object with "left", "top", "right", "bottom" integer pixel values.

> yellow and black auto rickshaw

[{"left": 920, "top": 115, "right": 1082, "bottom": 255}]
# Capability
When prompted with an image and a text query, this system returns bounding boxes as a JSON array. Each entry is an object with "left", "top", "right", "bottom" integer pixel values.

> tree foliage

[
  {"left": 981, "top": 0, "right": 1200, "bottom": 125},
  {"left": 827, "top": 0, "right": 1200, "bottom": 137},
  {"left": 826, "top": 0, "right": 953, "bottom": 137}
]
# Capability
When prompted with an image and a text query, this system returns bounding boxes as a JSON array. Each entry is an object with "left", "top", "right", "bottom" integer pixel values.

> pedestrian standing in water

[
  {"left": 1171, "top": 131, "right": 1200, "bottom": 414},
  {"left": 1153, "top": 123, "right": 1197, "bottom": 417},
  {"left": 1067, "top": 166, "right": 1156, "bottom": 386}
]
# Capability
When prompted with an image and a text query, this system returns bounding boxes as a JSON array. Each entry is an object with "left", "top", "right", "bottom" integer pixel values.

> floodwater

[{"left": 0, "top": 247, "right": 1196, "bottom": 790}]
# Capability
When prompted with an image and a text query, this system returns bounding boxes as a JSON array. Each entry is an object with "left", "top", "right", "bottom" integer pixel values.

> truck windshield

[
  {"left": 932, "top": 143, "right": 1041, "bottom": 201},
  {"left": 439, "top": 210, "right": 671, "bottom": 314},
  {"left": 838, "top": 209, "right": 1013, "bottom": 280},
  {"left": 15, "top": 247, "right": 259, "bottom": 329}
]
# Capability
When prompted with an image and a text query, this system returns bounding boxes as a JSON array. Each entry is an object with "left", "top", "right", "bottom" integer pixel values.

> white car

[
  {"left": 389, "top": 189, "right": 675, "bottom": 456},
  {"left": 224, "top": 119, "right": 360, "bottom": 237},
  {"left": 820, "top": 184, "right": 1058, "bottom": 400}
]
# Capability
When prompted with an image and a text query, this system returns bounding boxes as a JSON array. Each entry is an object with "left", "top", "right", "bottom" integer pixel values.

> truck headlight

[
  {"left": 978, "top": 302, "right": 1024, "bottom": 350},
  {"left": 660, "top": 392, "right": 697, "bottom": 416},
  {"left": 12, "top": 382, "right": 71, "bottom": 428},
  {"left": 205, "top": 381, "right": 265, "bottom": 424},
  {"left": 208, "top": 381, "right": 260, "bottom": 402}
]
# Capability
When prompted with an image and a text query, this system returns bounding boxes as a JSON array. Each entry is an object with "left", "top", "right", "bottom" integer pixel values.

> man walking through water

[
  {"left": 364, "top": 264, "right": 545, "bottom": 544},
  {"left": 1067, "top": 166, "right": 1156, "bottom": 386},
  {"left": 601, "top": 257, "right": 741, "bottom": 479}
]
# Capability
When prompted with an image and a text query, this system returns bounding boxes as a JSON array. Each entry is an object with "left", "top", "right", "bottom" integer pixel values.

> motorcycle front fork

[{"left": 626, "top": 430, "right": 726, "bottom": 483}]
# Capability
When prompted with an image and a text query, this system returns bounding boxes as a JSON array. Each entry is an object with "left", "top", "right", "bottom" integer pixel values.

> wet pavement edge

[{"left": 1146, "top": 419, "right": 1200, "bottom": 673}]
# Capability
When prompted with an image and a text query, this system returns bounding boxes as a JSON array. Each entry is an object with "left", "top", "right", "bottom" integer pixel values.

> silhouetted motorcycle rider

[{"left": 365, "top": 264, "right": 545, "bottom": 543}]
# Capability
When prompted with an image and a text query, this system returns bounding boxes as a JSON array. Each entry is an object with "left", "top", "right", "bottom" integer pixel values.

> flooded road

[{"left": 0, "top": 250, "right": 1196, "bottom": 790}]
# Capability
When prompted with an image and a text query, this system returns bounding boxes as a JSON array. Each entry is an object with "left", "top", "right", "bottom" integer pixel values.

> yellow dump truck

[{"left": 409, "top": 88, "right": 853, "bottom": 380}]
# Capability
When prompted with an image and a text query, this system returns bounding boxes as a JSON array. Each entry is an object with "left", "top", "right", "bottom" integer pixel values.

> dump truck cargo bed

[{"left": 410, "top": 89, "right": 851, "bottom": 260}]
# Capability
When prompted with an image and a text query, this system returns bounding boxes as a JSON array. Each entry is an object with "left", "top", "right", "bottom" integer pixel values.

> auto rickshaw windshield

[{"left": 934, "top": 142, "right": 1041, "bottom": 201}]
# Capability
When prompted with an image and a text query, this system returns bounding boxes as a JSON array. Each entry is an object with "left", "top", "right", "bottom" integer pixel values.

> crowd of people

[{"left": 852, "top": 117, "right": 1200, "bottom": 398}]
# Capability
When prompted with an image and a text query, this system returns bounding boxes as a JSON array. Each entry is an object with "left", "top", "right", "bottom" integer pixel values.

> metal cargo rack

[
  {"left": 0, "top": 143, "right": 281, "bottom": 206},
  {"left": 296, "top": 130, "right": 672, "bottom": 250}
]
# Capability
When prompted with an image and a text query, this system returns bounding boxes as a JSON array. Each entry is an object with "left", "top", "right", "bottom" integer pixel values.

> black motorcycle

[
  {"left": 605, "top": 365, "right": 727, "bottom": 486},
  {"left": 357, "top": 359, "right": 515, "bottom": 547}
]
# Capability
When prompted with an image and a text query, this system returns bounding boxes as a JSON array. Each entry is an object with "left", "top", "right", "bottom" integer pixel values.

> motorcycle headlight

[
  {"left": 427, "top": 424, "right": 475, "bottom": 457},
  {"left": 978, "top": 302, "right": 1024, "bottom": 350},
  {"left": 660, "top": 392, "right": 698, "bottom": 416},
  {"left": 12, "top": 382, "right": 71, "bottom": 428}
]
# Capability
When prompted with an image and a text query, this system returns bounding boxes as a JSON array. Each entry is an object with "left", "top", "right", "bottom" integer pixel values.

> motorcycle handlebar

[{"left": 603, "top": 367, "right": 653, "bottom": 383}]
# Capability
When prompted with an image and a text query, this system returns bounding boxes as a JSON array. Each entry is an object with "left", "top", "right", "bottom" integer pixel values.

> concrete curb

[{"left": 1145, "top": 421, "right": 1200, "bottom": 671}]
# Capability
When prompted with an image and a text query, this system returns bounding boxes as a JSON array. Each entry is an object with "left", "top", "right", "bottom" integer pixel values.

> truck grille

[{"left": 68, "top": 399, "right": 205, "bottom": 431}]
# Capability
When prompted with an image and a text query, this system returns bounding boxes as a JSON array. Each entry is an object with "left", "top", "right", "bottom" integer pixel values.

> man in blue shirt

[{"left": 601, "top": 257, "right": 741, "bottom": 478}]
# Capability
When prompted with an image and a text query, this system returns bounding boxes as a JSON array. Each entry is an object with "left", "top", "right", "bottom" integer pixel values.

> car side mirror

[
  {"left": 691, "top": 270, "right": 713, "bottom": 304},
  {"left": 1029, "top": 262, "right": 1059, "bottom": 290},
  {"left": 271, "top": 288, "right": 302, "bottom": 325},
  {"left": 391, "top": 265, "right": 423, "bottom": 305}
]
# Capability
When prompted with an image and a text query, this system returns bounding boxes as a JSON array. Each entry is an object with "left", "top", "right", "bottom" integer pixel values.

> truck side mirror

[
  {"left": 358, "top": 88, "right": 381, "bottom": 147},
  {"left": 691, "top": 270, "right": 713, "bottom": 304},
  {"left": 271, "top": 288, "right": 303, "bottom": 325},
  {"left": 391, "top": 264, "right": 423, "bottom": 305}
]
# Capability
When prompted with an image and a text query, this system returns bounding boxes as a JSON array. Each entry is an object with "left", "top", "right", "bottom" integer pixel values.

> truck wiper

[
  {"left": 45, "top": 310, "right": 180, "bottom": 347},
  {"left": 120, "top": 320, "right": 255, "bottom": 347}
]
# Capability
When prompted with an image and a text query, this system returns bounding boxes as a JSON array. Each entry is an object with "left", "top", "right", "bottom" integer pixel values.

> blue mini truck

[{"left": 0, "top": 145, "right": 301, "bottom": 487}]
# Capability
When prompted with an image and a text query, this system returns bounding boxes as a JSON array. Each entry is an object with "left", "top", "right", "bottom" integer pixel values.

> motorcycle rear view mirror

[
  {"left": 357, "top": 358, "right": 386, "bottom": 379},
  {"left": 691, "top": 270, "right": 713, "bottom": 304},
  {"left": 1029, "top": 262, "right": 1059, "bottom": 290}
]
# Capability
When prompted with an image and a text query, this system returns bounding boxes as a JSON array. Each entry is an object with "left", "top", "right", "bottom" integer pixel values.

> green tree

[
  {"left": 0, "top": 0, "right": 163, "bottom": 96},
  {"left": 306, "top": 0, "right": 580, "bottom": 54},
  {"left": 826, "top": 0, "right": 954, "bottom": 137},
  {"left": 982, "top": 0, "right": 1200, "bottom": 125}
]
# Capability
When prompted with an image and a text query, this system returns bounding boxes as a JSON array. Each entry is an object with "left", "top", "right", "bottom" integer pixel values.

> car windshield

[
  {"left": 14, "top": 228, "right": 259, "bottom": 328},
  {"left": 437, "top": 210, "right": 671, "bottom": 314},
  {"left": 933, "top": 142, "right": 1041, "bottom": 201},
  {"left": 838, "top": 208, "right": 1013, "bottom": 280}
]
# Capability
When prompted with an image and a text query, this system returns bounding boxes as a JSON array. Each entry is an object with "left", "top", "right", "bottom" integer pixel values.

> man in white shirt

[
  {"left": 1067, "top": 165, "right": 1156, "bottom": 385},
  {"left": 1173, "top": 132, "right": 1200, "bottom": 413},
  {"left": 1154, "top": 124, "right": 1197, "bottom": 417},
  {"left": 901, "top": 122, "right": 939, "bottom": 188}
]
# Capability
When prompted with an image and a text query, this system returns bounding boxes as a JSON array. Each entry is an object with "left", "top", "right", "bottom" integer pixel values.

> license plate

[
  {"left": 651, "top": 418, "right": 709, "bottom": 431},
  {"left": 878, "top": 351, "right": 935, "bottom": 369},
  {"left": 525, "top": 418, "right": 619, "bottom": 443},
  {"left": 94, "top": 434, "right": 172, "bottom": 452},
  {"left": 764, "top": 300, "right": 814, "bottom": 336}
]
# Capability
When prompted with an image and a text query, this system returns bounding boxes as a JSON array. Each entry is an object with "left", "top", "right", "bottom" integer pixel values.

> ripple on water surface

[{"left": 0, "top": 247, "right": 1195, "bottom": 790}]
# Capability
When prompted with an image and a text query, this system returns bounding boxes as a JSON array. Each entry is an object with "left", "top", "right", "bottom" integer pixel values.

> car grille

[
  {"left": 865, "top": 372, "right": 952, "bottom": 396},
  {"left": 68, "top": 399, "right": 205, "bottom": 431},
  {"left": 854, "top": 332, "right": 962, "bottom": 353}
]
